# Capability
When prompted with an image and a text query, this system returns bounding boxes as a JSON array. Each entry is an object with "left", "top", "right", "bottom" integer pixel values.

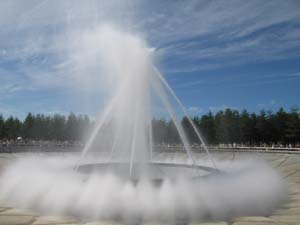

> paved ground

[{"left": 0, "top": 152, "right": 299, "bottom": 225}]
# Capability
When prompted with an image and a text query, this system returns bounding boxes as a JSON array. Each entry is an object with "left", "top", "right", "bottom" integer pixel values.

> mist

[
  {"left": 0, "top": 2, "right": 290, "bottom": 224},
  {"left": 0, "top": 155, "right": 287, "bottom": 223}
]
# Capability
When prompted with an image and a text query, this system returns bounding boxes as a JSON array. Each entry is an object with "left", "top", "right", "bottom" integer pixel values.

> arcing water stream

[
  {"left": 0, "top": 1, "right": 288, "bottom": 223},
  {"left": 0, "top": 26, "right": 287, "bottom": 224}
]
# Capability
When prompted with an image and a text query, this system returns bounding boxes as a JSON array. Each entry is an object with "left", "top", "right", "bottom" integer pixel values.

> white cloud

[
  {"left": 256, "top": 99, "right": 282, "bottom": 111},
  {"left": 209, "top": 105, "right": 239, "bottom": 113},
  {"left": 0, "top": 1, "right": 299, "bottom": 81},
  {"left": 0, "top": 0, "right": 299, "bottom": 117},
  {"left": 187, "top": 106, "right": 203, "bottom": 115},
  {"left": 143, "top": 1, "right": 300, "bottom": 72}
]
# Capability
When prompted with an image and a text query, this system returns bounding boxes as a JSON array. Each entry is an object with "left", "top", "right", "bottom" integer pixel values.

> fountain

[
  {"left": 73, "top": 26, "right": 218, "bottom": 184},
  {"left": 0, "top": 2, "right": 288, "bottom": 225}
]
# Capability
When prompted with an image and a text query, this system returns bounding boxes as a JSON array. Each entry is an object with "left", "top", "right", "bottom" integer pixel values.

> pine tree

[
  {"left": 0, "top": 115, "right": 4, "bottom": 139},
  {"left": 285, "top": 107, "right": 300, "bottom": 145},
  {"left": 199, "top": 112, "right": 216, "bottom": 144},
  {"left": 23, "top": 113, "right": 34, "bottom": 139}
]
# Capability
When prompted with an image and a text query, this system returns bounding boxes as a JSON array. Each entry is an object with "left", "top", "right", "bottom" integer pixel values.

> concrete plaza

[{"left": 0, "top": 151, "right": 299, "bottom": 225}]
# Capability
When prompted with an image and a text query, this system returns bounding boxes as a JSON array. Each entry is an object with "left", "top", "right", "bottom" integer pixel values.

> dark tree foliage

[
  {"left": 198, "top": 112, "right": 216, "bottom": 144},
  {"left": 214, "top": 109, "right": 241, "bottom": 144},
  {"left": 182, "top": 116, "right": 197, "bottom": 143},
  {"left": 272, "top": 108, "right": 288, "bottom": 143},
  {"left": 50, "top": 114, "right": 67, "bottom": 141},
  {"left": 0, "top": 115, "right": 5, "bottom": 139},
  {"left": 23, "top": 113, "right": 34, "bottom": 139},
  {"left": 152, "top": 119, "right": 168, "bottom": 143},
  {"left": 3, "top": 116, "right": 22, "bottom": 139},
  {"left": 153, "top": 108, "right": 300, "bottom": 145},
  {"left": 285, "top": 107, "right": 300, "bottom": 145},
  {"left": 240, "top": 110, "right": 255, "bottom": 144},
  {"left": 0, "top": 108, "right": 299, "bottom": 145},
  {"left": 0, "top": 113, "right": 91, "bottom": 142},
  {"left": 65, "top": 112, "right": 78, "bottom": 141}
]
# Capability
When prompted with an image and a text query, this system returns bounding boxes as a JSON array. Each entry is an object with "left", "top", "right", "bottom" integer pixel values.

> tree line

[
  {"left": 0, "top": 113, "right": 91, "bottom": 142},
  {"left": 153, "top": 107, "right": 300, "bottom": 145},
  {"left": 0, "top": 107, "right": 300, "bottom": 145}
]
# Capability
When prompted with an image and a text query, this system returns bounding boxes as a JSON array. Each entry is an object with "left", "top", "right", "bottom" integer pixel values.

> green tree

[
  {"left": 285, "top": 107, "right": 300, "bottom": 145},
  {"left": 152, "top": 118, "right": 168, "bottom": 143},
  {"left": 239, "top": 110, "right": 254, "bottom": 144},
  {"left": 199, "top": 112, "right": 216, "bottom": 144},
  {"left": 23, "top": 113, "right": 34, "bottom": 139},
  {"left": 166, "top": 121, "right": 180, "bottom": 144},
  {"left": 77, "top": 115, "right": 91, "bottom": 141},
  {"left": 0, "top": 115, "right": 5, "bottom": 139},
  {"left": 65, "top": 112, "right": 78, "bottom": 141},
  {"left": 255, "top": 110, "right": 271, "bottom": 144},
  {"left": 4, "top": 116, "right": 22, "bottom": 139},
  {"left": 50, "top": 114, "right": 66, "bottom": 141},
  {"left": 215, "top": 109, "right": 241, "bottom": 144},
  {"left": 182, "top": 116, "right": 198, "bottom": 143}
]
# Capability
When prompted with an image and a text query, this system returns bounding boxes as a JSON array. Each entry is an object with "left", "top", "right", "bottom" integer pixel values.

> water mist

[{"left": 0, "top": 25, "right": 287, "bottom": 224}]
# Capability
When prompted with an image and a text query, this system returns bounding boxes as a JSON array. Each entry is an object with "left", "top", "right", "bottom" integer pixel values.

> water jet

[
  {"left": 71, "top": 26, "right": 217, "bottom": 184},
  {"left": 0, "top": 18, "right": 287, "bottom": 225}
]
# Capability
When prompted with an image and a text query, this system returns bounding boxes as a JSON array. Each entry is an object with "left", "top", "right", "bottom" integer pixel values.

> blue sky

[{"left": 0, "top": 0, "right": 300, "bottom": 119}]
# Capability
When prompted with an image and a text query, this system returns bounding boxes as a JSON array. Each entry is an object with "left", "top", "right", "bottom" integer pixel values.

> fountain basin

[{"left": 77, "top": 162, "right": 221, "bottom": 186}]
